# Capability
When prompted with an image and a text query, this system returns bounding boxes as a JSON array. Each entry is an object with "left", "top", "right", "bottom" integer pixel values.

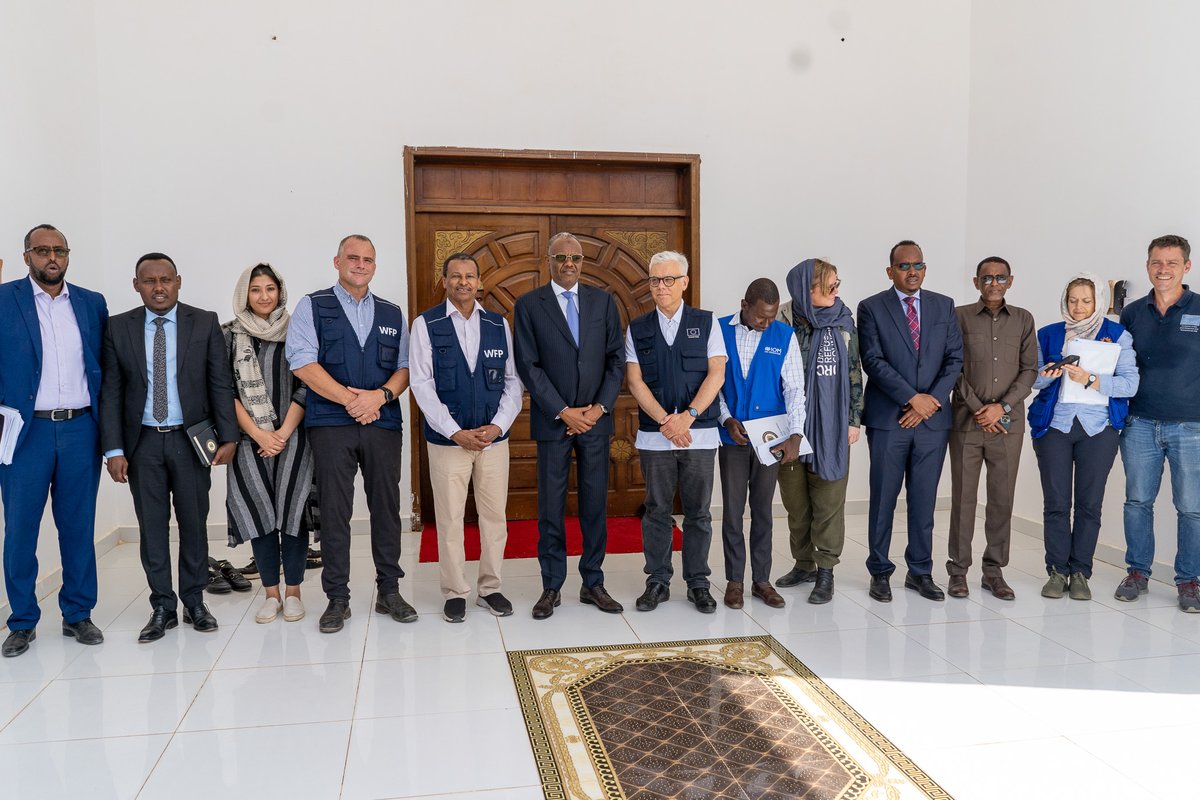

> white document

[
  {"left": 741, "top": 413, "right": 813, "bottom": 466},
  {"left": 0, "top": 405, "right": 24, "bottom": 466},
  {"left": 1060, "top": 338, "right": 1121, "bottom": 406}
]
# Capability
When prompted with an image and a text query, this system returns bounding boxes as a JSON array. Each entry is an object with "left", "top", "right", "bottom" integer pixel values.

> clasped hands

[
  {"left": 450, "top": 424, "right": 503, "bottom": 452},
  {"left": 344, "top": 386, "right": 386, "bottom": 425},
  {"left": 973, "top": 402, "right": 1008, "bottom": 435},
  {"left": 561, "top": 403, "right": 605, "bottom": 436},
  {"left": 900, "top": 393, "right": 940, "bottom": 429}
]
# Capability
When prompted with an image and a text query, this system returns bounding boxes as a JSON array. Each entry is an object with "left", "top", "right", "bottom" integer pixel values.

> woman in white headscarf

[
  {"left": 1029, "top": 273, "right": 1138, "bottom": 602},
  {"left": 223, "top": 263, "right": 315, "bottom": 624}
]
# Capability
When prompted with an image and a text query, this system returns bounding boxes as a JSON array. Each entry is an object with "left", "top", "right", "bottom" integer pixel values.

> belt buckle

[
  {"left": 50, "top": 409, "right": 71, "bottom": 422},
  {"left": 154, "top": 425, "right": 174, "bottom": 433}
]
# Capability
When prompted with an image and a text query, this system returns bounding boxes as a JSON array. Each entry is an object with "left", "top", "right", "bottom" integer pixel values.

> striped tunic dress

[{"left": 222, "top": 325, "right": 315, "bottom": 545}]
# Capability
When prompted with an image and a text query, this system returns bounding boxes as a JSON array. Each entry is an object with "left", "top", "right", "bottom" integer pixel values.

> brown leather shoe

[
  {"left": 724, "top": 581, "right": 744, "bottom": 609},
  {"left": 947, "top": 574, "right": 969, "bottom": 598},
  {"left": 982, "top": 574, "right": 1016, "bottom": 600},
  {"left": 532, "top": 589, "right": 560, "bottom": 620},
  {"left": 752, "top": 581, "right": 786, "bottom": 608},
  {"left": 579, "top": 585, "right": 624, "bottom": 614}
]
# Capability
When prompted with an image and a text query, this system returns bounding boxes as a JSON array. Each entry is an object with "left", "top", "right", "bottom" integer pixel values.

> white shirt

[
  {"left": 716, "top": 313, "right": 808, "bottom": 438},
  {"left": 30, "top": 278, "right": 90, "bottom": 411},
  {"left": 409, "top": 300, "right": 524, "bottom": 447},
  {"left": 624, "top": 303, "right": 727, "bottom": 451}
]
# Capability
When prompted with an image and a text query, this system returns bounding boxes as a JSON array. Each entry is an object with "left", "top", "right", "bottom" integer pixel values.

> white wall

[{"left": 965, "top": 0, "right": 1200, "bottom": 571}]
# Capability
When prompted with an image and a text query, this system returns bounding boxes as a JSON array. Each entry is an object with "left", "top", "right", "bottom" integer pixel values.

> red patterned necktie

[{"left": 904, "top": 296, "right": 920, "bottom": 351}]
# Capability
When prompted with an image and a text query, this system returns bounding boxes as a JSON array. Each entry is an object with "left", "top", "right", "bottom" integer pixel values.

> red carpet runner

[{"left": 419, "top": 516, "right": 682, "bottom": 563}]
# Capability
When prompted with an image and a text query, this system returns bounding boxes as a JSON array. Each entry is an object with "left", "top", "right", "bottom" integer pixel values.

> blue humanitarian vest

[
  {"left": 1027, "top": 317, "right": 1129, "bottom": 439},
  {"left": 629, "top": 305, "right": 720, "bottom": 432},
  {"left": 717, "top": 315, "right": 792, "bottom": 446},
  {"left": 421, "top": 305, "right": 511, "bottom": 447},
  {"left": 305, "top": 288, "right": 405, "bottom": 431}
]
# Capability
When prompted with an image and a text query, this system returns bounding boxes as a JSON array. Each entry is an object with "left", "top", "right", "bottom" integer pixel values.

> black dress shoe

[
  {"left": 2, "top": 629, "right": 36, "bottom": 657},
  {"left": 580, "top": 585, "right": 624, "bottom": 614},
  {"left": 869, "top": 574, "right": 893, "bottom": 603},
  {"left": 686, "top": 586, "right": 717, "bottom": 614},
  {"left": 904, "top": 572, "right": 946, "bottom": 602},
  {"left": 138, "top": 608, "right": 179, "bottom": 643},
  {"left": 306, "top": 547, "right": 323, "bottom": 569},
  {"left": 532, "top": 589, "right": 560, "bottom": 620},
  {"left": 183, "top": 602, "right": 219, "bottom": 631},
  {"left": 319, "top": 598, "right": 351, "bottom": 633},
  {"left": 206, "top": 565, "right": 232, "bottom": 595},
  {"left": 62, "top": 618, "right": 104, "bottom": 645},
  {"left": 376, "top": 591, "right": 418, "bottom": 622},
  {"left": 238, "top": 557, "right": 259, "bottom": 577},
  {"left": 211, "top": 558, "right": 252, "bottom": 592},
  {"left": 808, "top": 568, "right": 835, "bottom": 605},
  {"left": 776, "top": 567, "right": 819, "bottom": 588},
  {"left": 635, "top": 583, "right": 670, "bottom": 612}
]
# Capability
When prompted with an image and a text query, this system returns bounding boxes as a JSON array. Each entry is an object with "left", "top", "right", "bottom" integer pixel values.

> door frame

[{"left": 402, "top": 146, "right": 701, "bottom": 529}]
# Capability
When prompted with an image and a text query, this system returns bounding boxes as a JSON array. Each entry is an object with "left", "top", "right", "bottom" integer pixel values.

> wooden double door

[{"left": 405, "top": 149, "right": 700, "bottom": 525}]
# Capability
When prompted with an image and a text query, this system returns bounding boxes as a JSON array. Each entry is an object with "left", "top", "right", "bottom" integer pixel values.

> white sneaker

[
  {"left": 282, "top": 595, "right": 305, "bottom": 622},
  {"left": 255, "top": 596, "right": 282, "bottom": 624}
]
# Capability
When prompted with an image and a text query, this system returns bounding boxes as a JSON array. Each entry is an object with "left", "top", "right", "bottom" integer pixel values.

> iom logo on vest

[
  {"left": 483, "top": 348, "right": 506, "bottom": 358},
  {"left": 378, "top": 325, "right": 399, "bottom": 337},
  {"left": 762, "top": 346, "right": 783, "bottom": 356}
]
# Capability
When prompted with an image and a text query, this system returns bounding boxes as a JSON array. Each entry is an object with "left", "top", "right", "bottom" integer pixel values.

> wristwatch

[
  {"left": 1085, "top": 374, "right": 1098, "bottom": 390},
  {"left": 597, "top": 404, "right": 608, "bottom": 415},
  {"left": 1000, "top": 402, "right": 1012, "bottom": 414},
  {"left": 687, "top": 406, "right": 699, "bottom": 418},
  {"left": 380, "top": 386, "right": 395, "bottom": 403}
]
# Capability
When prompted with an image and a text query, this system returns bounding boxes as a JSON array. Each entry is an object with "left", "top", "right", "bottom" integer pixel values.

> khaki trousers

[
  {"left": 947, "top": 428, "right": 1023, "bottom": 577},
  {"left": 427, "top": 440, "right": 510, "bottom": 600},
  {"left": 777, "top": 461, "right": 849, "bottom": 571}
]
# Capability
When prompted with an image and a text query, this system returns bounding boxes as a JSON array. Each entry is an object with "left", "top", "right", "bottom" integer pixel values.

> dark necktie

[
  {"left": 904, "top": 296, "right": 920, "bottom": 352},
  {"left": 563, "top": 290, "right": 580, "bottom": 346},
  {"left": 152, "top": 316, "right": 168, "bottom": 423}
]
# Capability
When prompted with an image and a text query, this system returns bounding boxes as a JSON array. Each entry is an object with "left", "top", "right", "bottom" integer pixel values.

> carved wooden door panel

[{"left": 410, "top": 215, "right": 690, "bottom": 523}]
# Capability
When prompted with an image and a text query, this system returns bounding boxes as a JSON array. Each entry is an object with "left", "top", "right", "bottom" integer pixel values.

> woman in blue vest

[
  {"left": 223, "top": 264, "right": 315, "bottom": 624},
  {"left": 1029, "top": 273, "right": 1139, "bottom": 601}
]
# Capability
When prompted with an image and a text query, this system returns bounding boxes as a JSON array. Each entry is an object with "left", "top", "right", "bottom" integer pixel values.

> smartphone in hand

[{"left": 1043, "top": 354, "right": 1080, "bottom": 372}]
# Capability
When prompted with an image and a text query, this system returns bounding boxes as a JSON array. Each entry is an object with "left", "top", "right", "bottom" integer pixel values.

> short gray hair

[
  {"left": 649, "top": 250, "right": 689, "bottom": 274},
  {"left": 337, "top": 234, "right": 374, "bottom": 257},
  {"left": 548, "top": 231, "right": 580, "bottom": 252}
]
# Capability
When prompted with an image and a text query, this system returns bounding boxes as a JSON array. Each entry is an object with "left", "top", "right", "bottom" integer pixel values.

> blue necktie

[{"left": 563, "top": 290, "right": 579, "bottom": 346}]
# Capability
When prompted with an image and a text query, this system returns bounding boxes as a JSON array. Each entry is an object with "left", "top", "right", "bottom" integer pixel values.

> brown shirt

[{"left": 951, "top": 300, "right": 1038, "bottom": 432}]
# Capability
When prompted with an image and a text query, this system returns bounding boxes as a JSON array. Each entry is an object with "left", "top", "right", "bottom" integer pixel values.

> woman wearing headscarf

[
  {"left": 775, "top": 259, "right": 863, "bottom": 603},
  {"left": 223, "top": 263, "right": 315, "bottom": 623},
  {"left": 1029, "top": 273, "right": 1139, "bottom": 601}
]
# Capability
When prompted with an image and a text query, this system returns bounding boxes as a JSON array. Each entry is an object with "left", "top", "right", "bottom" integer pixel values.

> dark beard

[{"left": 32, "top": 266, "right": 65, "bottom": 286}]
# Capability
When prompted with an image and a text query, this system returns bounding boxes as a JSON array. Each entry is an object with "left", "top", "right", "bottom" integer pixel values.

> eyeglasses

[
  {"left": 892, "top": 262, "right": 926, "bottom": 272},
  {"left": 822, "top": 280, "right": 842, "bottom": 292},
  {"left": 551, "top": 254, "right": 584, "bottom": 264},
  {"left": 979, "top": 274, "right": 1010, "bottom": 286},
  {"left": 648, "top": 275, "right": 685, "bottom": 287},
  {"left": 26, "top": 246, "right": 70, "bottom": 259}
]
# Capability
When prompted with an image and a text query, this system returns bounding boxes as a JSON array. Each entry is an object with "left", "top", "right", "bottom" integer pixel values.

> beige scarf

[
  {"left": 228, "top": 264, "right": 291, "bottom": 430},
  {"left": 1061, "top": 271, "right": 1110, "bottom": 343}
]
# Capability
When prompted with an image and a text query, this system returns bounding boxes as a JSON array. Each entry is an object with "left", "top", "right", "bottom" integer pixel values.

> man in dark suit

[
  {"left": 858, "top": 240, "right": 963, "bottom": 602},
  {"left": 1, "top": 225, "right": 108, "bottom": 658},
  {"left": 101, "top": 253, "right": 238, "bottom": 642},
  {"left": 514, "top": 232, "right": 625, "bottom": 619}
]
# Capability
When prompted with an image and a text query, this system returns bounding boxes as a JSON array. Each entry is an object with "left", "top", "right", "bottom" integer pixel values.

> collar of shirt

[
  {"left": 333, "top": 281, "right": 372, "bottom": 307},
  {"left": 728, "top": 312, "right": 761, "bottom": 332},
  {"left": 146, "top": 304, "right": 179, "bottom": 327},
  {"left": 29, "top": 275, "right": 70, "bottom": 301},
  {"left": 444, "top": 298, "right": 483, "bottom": 321},
  {"left": 656, "top": 303, "right": 687, "bottom": 327},
  {"left": 970, "top": 298, "right": 1009, "bottom": 317},
  {"left": 550, "top": 280, "right": 576, "bottom": 299},
  {"left": 894, "top": 287, "right": 922, "bottom": 305}
]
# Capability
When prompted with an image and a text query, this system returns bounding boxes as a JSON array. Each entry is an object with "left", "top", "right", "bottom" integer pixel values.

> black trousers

[
  {"left": 1032, "top": 420, "right": 1119, "bottom": 578},
  {"left": 865, "top": 425, "right": 950, "bottom": 577},
  {"left": 639, "top": 448, "right": 716, "bottom": 589},
  {"left": 536, "top": 431, "right": 611, "bottom": 591},
  {"left": 718, "top": 444, "right": 779, "bottom": 583},
  {"left": 129, "top": 428, "right": 211, "bottom": 611},
  {"left": 309, "top": 425, "right": 404, "bottom": 600}
]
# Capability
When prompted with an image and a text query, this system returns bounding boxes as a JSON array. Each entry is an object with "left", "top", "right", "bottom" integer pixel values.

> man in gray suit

[{"left": 514, "top": 232, "right": 626, "bottom": 619}]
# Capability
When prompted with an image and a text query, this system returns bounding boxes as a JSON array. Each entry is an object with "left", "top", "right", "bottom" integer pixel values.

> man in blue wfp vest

[
  {"left": 626, "top": 251, "right": 727, "bottom": 614},
  {"left": 717, "top": 278, "right": 807, "bottom": 610},
  {"left": 409, "top": 252, "right": 523, "bottom": 623},
  {"left": 286, "top": 234, "right": 413, "bottom": 633}
]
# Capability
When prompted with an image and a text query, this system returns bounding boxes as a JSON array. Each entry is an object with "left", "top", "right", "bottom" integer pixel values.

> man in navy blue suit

[
  {"left": 514, "top": 232, "right": 626, "bottom": 619},
  {"left": 1, "top": 225, "right": 108, "bottom": 657},
  {"left": 857, "top": 240, "right": 963, "bottom": 602}
]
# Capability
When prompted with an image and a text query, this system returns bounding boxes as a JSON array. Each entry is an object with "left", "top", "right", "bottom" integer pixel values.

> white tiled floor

[{"left": 2, "top": 511, "right": 1199, "bottom": 799}]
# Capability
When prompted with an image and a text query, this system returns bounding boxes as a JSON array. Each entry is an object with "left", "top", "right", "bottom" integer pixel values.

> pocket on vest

[
  {"left": 320, "top": 331, "right": 345, "bottom": 365},
  {"left": 379, "top": 342, "right": 399, "bottom": 371}
]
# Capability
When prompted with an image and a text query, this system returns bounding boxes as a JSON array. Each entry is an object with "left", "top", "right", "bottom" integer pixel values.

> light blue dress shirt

[
  {"left": 286, "top": 283, "right": 409, "bottom": 371},
  {"left": 142, "top": 305, "right": 184, "bottom": 427},
  {"left": 893, "top": 287, "right": 922, "bottom": 327}
]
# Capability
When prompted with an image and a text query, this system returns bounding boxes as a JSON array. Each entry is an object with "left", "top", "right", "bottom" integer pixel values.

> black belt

[
  {"left": 143, "top": 424, "right": 185, "bottom": 433},
  {"left": 33, "top": 407, "right": 90, "bottom": 421}
]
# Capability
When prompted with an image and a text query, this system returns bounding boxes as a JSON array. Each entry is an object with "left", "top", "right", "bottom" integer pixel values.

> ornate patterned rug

[{"left": 508, "top": 636, "right": 953, "bottom": 800}]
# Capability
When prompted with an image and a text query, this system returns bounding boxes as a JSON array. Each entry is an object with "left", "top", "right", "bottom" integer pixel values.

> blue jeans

[{"left": 1120, "top": 416, "right": 1200, "bottom": 583}]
